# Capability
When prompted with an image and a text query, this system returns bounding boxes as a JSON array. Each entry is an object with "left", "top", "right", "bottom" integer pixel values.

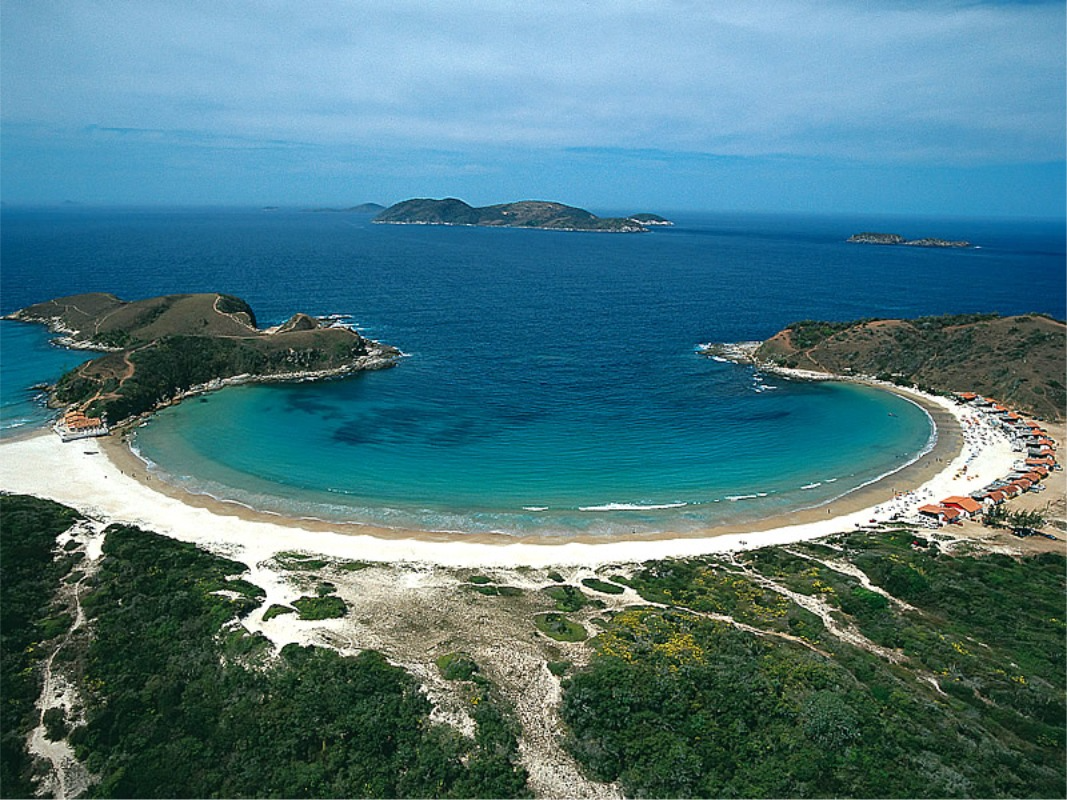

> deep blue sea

[{"left": 2, "top": 207, "right": 1063, "bottom": 535}]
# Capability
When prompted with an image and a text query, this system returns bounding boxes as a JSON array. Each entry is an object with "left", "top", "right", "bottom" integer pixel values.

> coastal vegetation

[
  {"left": 0, "top": 496, "right": 81, "bottom": 797},
  {"left": 5, "top": 493, "right": 1064, "bottom": 798},
  {"left": 10, "top": 292, "right": 399, "bottom": 424},
  {"left": 0, "top": 497, "right": 529, "bottom": 798},
  {"left": 373, "top": 198, "right": 658, "bottom": 232},
  {"left": 560, "top": 530, "right": 1066, "bottom": 798},
  {"left": 756, "top": 313, "right": 1066, "bottom": 419}
]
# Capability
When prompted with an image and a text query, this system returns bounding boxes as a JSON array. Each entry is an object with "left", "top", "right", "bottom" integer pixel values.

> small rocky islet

[{"left": 847, "top": 232, "right": 970, "bottom": 248}]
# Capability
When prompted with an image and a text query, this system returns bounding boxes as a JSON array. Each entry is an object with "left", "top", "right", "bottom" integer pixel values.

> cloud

[
  {"left": 4, "top": 1, "right": 1064, "bottom": 166},
  {"left": 1, "top": 0, "right": 1063, "bottom": 212}
]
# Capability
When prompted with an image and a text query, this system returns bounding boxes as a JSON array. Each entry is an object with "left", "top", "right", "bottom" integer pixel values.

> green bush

[
  {"left": 292, "top": 595, "right": 347, "bottom": 620},
  {"left": 436, "top": 652, "right": 479, "bottom": 681},
  {"left": 534, "top": 613, "right": 586, "bottom": 642},
  {"left": 581, "top": 578, "right": 625, "bottom": 595},
  {"left": 543, "top": 585, "right": 589, "bottom": 612},
  {"left": 262, "top": 604, "right": 295, "bottom": 622}
]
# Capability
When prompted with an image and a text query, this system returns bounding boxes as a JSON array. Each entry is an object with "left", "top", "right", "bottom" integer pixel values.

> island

[
  {"left": 847, "top": 232, "right": 970, "bottom": 247},
  {"left": 705, "top": 313, "right": 1065, "bottom": 421},
  {"left": 373, "top": 198, "right": 661, "bottom": 232},
  {"left": 7, "top": 292, "right": 400, "bottom": 425}
]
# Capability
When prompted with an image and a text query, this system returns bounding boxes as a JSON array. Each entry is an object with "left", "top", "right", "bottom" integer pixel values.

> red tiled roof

[
  {"left": 942, "top": 496, "right": 982, "bottom": 514},
  {"left": 918, "top": 505, "right": 945, "bottom": 516}
]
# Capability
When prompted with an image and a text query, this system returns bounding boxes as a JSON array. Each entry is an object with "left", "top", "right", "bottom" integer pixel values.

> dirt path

[
  {"left": 27, "top": 520, "right": 108, "bottom": 799},
  {"left": 783, "top": 547, "right": 919, "bottom": 612},
  {"left": 730, "top": 561, "right": 907, "bottom": 663}
]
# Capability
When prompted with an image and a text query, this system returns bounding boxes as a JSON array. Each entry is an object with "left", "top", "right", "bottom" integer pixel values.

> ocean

[{"left": 2, "top": 207, "right": 1063, "bottom": 535}]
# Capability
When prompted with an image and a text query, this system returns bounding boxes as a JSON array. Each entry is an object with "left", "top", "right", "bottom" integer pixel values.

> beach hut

[
  {"left": 983, "top": 490, "right": 1007, "bottom": 507},
  {"left": 941, "top": 496, "right": 983, "bottom": 518},
  {"left": 1026, "top": 457, "right": 1055, "bottom": 467},
  {"left": 917, "top": 505, "right": 945, "bottom": 527}
]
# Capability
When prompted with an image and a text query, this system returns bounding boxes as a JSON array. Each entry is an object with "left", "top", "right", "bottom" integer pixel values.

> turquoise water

[
  {"left": 130, "top": 369, "right": 933, "bottom": 536},
  {"left": 0, "top": 322, "right": 99, "bottom": 438},
  {"left": 3, "top": 208, "right": 1062, "bottom": 536}
]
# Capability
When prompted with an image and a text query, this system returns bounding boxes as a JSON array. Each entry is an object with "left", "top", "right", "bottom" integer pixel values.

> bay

[{"left": 2, "top": 207, "right": 1062, "bottom": 534}]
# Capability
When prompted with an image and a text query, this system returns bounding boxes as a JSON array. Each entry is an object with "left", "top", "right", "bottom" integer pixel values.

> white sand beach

[{"left": 0, "top": 386, "right": 1024, "bottom": 568}]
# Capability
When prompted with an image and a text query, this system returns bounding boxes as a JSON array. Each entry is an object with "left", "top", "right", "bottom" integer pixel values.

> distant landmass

[
  {"left": 373, "top": 198, "right": 669, "bottom": 232},
  {"left": 627, "top": 213, "right": 673, "bottom": 226},
  {"left": 752, "top": 313, "right": 1065, "bottom": 420},
  {"left": 8, "top": 293, "right": 399, "bottom": 423},
  {"left": 847, "top": 232, "right": 970, "bottom": 248}
]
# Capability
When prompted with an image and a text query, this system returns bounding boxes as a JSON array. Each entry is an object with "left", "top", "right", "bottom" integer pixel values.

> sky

[{"left": 2, "top": 1, "right": 1064, "bottom": 217}]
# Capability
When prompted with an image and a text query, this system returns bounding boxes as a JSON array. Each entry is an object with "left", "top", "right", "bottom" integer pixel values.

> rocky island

[
  {"left": 847, "top": 232, "right": 970, "bottom": 247},
  {"left": 373, "top": 198, "right": 666, "bottom": 232},
  {"left": 8, "top": 292, "right": 399, "bottom": 425}
]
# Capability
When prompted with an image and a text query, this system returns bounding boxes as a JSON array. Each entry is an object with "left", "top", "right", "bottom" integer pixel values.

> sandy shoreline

[{"left": 1, "top": 375, "right": 1032, "bottom": 567}]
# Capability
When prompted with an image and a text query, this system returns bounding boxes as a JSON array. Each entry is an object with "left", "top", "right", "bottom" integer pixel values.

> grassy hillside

[
  {"left": 14, "top": 293, "right": 399, "bottom": 423},
  {"left": 755, "top": 313, "right": 1066, "bottom": 420},
  {"left": 12, "top": 292, "right": 258, "bottom": 348}
]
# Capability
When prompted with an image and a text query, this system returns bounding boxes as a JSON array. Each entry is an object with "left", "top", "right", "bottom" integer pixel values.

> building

[
  {"left": 941, "top": 496, "right": 983, "bottom": 518},
  {"left": 54, "top": 409, "right": 109, "bottom": 442}
]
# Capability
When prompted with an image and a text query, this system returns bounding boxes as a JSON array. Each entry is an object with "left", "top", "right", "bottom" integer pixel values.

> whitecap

[
  {"left": 578, "top": 502, "right": 688, "bottom": 512},
  {"left": 801, "top": 482, "right": 822, "bottom": 490},
  {"left": 522, "top": 506, "right": 549, "bottom": 512}
]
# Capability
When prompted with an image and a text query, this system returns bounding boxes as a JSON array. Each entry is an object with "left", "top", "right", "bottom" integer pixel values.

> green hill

[
  {"left": 755, "top": 313, "right": 1066, "bottom": 420},
  {"left": 11, "top": 293, "right": 400, "bottom": 423},
  {"left": 373, "top": 198, "right": 650, "bottom": 232}
]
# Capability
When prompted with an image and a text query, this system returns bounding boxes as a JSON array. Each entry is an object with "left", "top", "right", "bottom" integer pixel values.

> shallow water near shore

[
  {"left": 129, "top": 367, "right": 934, "bottom": 535},
  {"left": 2, "top": 207, "right": 1062, "bottom": 535}
]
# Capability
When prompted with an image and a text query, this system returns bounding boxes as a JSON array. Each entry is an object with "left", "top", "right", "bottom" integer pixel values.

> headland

[{"left": 7, "top": 292, "right": 401, "bottom": 425}]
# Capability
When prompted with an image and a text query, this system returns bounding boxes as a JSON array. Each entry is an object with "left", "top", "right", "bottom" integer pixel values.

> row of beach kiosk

[{"left": 916, "top": 393, "right": 1058, "bottom": 528}]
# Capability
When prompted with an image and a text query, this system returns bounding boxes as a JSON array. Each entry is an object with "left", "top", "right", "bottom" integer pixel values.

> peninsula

[
  {"left": 373, "top": 198, "right": 666, "bottom": 232},
  {"left": 8, "top": 292, "right": 399, "bottom": 425},
  {"left": 847, "top": 232, "right": 970, "bottom": 247},
  {"left": 708, "top": 313, "right": 1065, "bottom": 421}
]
